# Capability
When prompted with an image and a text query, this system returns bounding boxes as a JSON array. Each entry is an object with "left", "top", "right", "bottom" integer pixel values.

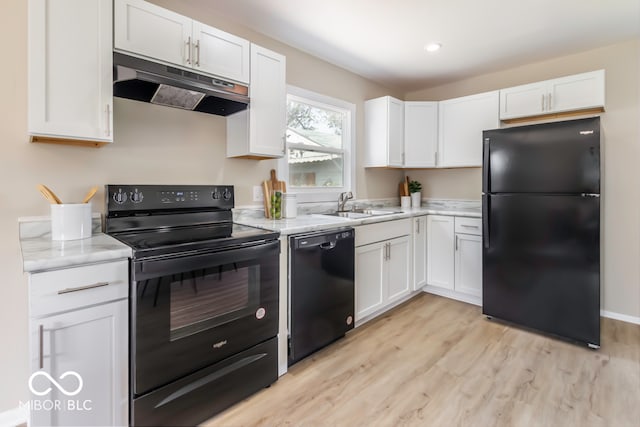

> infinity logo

[{"left": 29, "top": 371, "right": 83, "bottom": 397}]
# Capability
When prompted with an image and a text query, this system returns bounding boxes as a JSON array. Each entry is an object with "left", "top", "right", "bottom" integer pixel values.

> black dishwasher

[{"left": 289, "top": 227, "right": 355, "bottom": 365}]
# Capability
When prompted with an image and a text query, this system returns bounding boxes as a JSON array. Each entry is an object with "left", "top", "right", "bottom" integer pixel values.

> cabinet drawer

[
  {"left": 355, "top": 219, "right": 411, "bottom": 247},
  {"left": 454, "top": 217, "right": 482, "bottom": 235},
  {"left": 30, "top": 260, "right": 129, "bottom": 317}
]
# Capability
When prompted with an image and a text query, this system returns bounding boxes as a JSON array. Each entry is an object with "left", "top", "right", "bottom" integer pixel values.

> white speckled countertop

[
  {"left": 19, "top": 216, "right": 132, "bottom": 273},
  {"left": 235, "top": 200, "right": 481, "bottom": 235}
]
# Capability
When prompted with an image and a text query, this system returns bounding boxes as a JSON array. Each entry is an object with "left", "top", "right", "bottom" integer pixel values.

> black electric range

[{"left": 105, "top": 185, "right": 280, "bottom": 427}]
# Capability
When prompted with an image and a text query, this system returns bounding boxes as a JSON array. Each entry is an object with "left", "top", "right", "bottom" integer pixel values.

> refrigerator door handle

[
  {"left": 482, "top": 195, "right": 490, "bottom": 249},
  {"left": 483, "top": 137, "right": 490, "bottom": 192}
]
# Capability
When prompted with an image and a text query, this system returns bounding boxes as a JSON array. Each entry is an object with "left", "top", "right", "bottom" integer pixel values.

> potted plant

[{"left": 409, "top": 180, "right": 422, "bottom": 207}]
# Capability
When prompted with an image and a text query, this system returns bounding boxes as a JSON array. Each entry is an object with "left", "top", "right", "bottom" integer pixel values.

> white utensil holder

[{"left": 51, "top": 203, "right": 92, "bottom": 241}]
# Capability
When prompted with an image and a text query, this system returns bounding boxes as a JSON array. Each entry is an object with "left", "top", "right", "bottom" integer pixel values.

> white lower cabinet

[
  {"left": 426, "top": 215, "right": 482, "bottom": 304},
  {"left": 426, "top": 215, "right": 455, "bottom": 290},
  {"left": 355, "top": 220, "right": 411, "bottom": 324},
  {"left": 455, "top": 233, "right": 482, "bottom": 297},
  {"left": 28, "top": 260, "right": 128, "bottom": 427},
  {"left": 412, "top": 215, "right": 427, "bottom": 290},
  {"left": 355, "top": 242, "right": 386, "bottom": 319}
]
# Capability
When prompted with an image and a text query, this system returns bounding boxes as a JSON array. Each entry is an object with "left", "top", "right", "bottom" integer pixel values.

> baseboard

[
  {"left": 421, "top": 286, "right": 481, "bottom": 307},
  {"left": 601, "top": 310, "right": 640, "bottom": 325},
  {"left": 421, "top": 288, "right": 640, "bottom": 326},
  {"left": 0, "top": 405, "right": 28, "bottom": 427},
  {"left": 355, "top": 291, "right": 418, "bottom": 328}
]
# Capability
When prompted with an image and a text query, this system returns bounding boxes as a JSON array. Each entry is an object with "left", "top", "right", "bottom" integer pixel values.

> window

[{"left": 279, "top": 86, "right": 355, "bottom": 202}]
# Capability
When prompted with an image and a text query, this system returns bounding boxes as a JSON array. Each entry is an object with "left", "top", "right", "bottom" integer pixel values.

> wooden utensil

[
  {"left": 262, "top": 180, "right": 272, "bottom": 218},
  {"left": 82, "top": 186, "right": 98, "bottom": 203},
  {"left": 37, "top": 184, "right": 62, "bottom": 204}
]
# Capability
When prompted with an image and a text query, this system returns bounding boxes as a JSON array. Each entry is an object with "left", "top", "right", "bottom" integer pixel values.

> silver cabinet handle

[
  {"left": 541, "top": 94, "right": 545, "bottom": 111},
  {"left": 195, "top": 39, "right": 201, "bottom": 67},
  {"left": 58, "top": 282, "right": 109, "bottom": 295},
  {"left": 455, "top": 235, "right": 459, "bottom": 251},
  {"left": 548, "top": 93, "right": 552, "bottom": 111},
  {"left": 185, "top": 37, "right": 192, "bottom": 64},
  {"left": 416, "top": 218, "right": 420, "bottom": 234},
  {"left": 461, "top": 224, "right": 479, "bottom": 229},
  {"left": 105, "top": 104, "right": 111, "bottom": 137},
  {"left": 39, "top": 324, "right": 44, "bottom": 369},
  {"left": 434, "top": 151, "right": 437, "bottom": 166}
]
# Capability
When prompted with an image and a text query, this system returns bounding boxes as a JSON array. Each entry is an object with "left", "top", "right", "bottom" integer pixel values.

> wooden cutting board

[{"left": 262, "top": 169, "right": 288, "bottom": 218}]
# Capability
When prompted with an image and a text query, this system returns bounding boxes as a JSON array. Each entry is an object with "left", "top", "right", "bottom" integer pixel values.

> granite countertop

[
  {"left": 19, "top": 216, "right": 132, "bottom": 273},
  {"left": 235, "top": 201, "right": 481, "bottom": 235}
]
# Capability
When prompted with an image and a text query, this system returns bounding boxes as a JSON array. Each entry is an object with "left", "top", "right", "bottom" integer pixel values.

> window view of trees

[{"left": 286, "top": 98, "right": 346, "bottom": 187}]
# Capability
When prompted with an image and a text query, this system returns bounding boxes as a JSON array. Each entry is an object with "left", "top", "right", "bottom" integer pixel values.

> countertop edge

[{"left": 236, "top": 207, "right": 481, "bottom": 235}]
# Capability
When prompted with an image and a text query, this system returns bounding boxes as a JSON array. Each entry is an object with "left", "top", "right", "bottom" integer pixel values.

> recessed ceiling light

[{"left": 425, "top": 43, "right": 442, "bottom": 52}]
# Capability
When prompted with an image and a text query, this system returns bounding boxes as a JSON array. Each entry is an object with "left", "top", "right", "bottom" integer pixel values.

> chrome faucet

[{"left": 337, "top": 191, "right": 353, "bottom": 212}]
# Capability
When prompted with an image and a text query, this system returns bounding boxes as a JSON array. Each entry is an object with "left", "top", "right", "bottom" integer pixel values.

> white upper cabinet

[
  {"left": 364, "top": 96, "right": 404, "bottom": 167},
  {"left": 114, "top": 0, "right": 250, "bottom": 83},
  {"left": 114, "top": 0, "right": 191, "bottom": 67},
  {"left": 438, "top": 91, "right": 499, "bottom": 167},
  {"left": 500, "top": 70, "right": 605, "bottom": 120},
  {"left": 227, "top": 44, "right": 286, "bottom": 159},
  {"left": 28, "top": 0, "right": 113, "bottom": 145},
  {"left": 404, "top": 102, "right": 438, "bottom": 168},
  {"left": 192, "top": 21, "right": 250, "bottom": 83}
]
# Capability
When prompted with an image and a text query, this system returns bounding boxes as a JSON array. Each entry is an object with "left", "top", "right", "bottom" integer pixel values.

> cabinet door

[
  {"left": 114, "top": 0, "right": 191, "bottom": 67},
  {"left": 404, "top": 102, "right": 438, "bottom": 167},
  {"left": 30, "top": 300, "right": 127, "bottom": 427},
  {"left": 386, "top": 236, "right": 411, "bottom": 304},
  {"left": 28, "top": 0, "right": 113, "bottom": 142},
  {"left": 455, "top": 233, "right": 482, "bottom": 297},
  {"left": 355, "top": 243, "right": 385, "bottom": 321},
  {"left": 388, "top": 97, "right": 405, "bottom": 167},
  {"left": 438, "top": 91, "right": 499, "bottom": 167},
  {"left": 426, "top": 215, "right": 455, "bottom": 289},
  {"left": 192, "top": 21, "right": 250, "bottom": 83},
  {"left": 549, "top": 70, "right": 605, "bottom": 114},
  {"left": 499, "top": 81, "right": 548, "bottom": 120},
  {"left": 248, "top": 44, "right": 286, "bottom": 157},
  {"left": 412, "top": 216, "right": 428, "bottom": 290}
]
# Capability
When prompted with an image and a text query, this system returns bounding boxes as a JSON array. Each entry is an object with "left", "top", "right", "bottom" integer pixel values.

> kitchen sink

[{"left": 320, "top": 208, "right": 403, "bottom": 219}]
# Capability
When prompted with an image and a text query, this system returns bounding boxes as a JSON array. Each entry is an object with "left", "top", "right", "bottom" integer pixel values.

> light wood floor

[{"left": 203, "top": 293, "right": 640, "bottom": 427}]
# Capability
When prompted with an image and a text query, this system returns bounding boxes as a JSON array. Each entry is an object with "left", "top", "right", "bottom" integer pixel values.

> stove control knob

[
  {"left": 222, "top": 188, "right": 232, "bottom": 200},
  {"left": 130, "top": 188, "right": 144, "bottom": 204},
  {"left": 113, "top": 188, "right": 127, "bottom": 204},
  {"left": 212, "top": 189, "right": 221, "bottom": 200}
]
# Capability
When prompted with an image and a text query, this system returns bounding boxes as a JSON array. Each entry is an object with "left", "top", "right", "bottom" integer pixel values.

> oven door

[{"left": 131, "top": 240, "right": 279, "bottom": 396}]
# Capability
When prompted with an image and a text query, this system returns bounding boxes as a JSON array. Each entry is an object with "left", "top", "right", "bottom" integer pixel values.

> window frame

[{"left": 278, "top": 85, "right": 356, "bottom": 203}]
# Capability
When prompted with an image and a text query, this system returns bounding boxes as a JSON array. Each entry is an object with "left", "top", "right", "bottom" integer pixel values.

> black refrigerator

[{"left": 482, "top": 117, "right": 600, "bottom": 348}]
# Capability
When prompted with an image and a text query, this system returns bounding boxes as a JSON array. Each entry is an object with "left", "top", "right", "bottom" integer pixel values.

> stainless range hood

[{"left": 113, "top": 52, "right": 249, "bottom": 116}]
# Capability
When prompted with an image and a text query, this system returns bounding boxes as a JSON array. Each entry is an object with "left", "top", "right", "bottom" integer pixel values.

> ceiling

[{"left": 190, "top": 0, "right": 640, "bottom": 92}]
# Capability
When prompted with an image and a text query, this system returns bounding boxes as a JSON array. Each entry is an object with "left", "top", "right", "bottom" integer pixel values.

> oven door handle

[
  {"left": 154, "top": 353, "right": 267, "bottom": 409},
  {"left": 133, "top": 240, "right": 280, "bottom": 281}
]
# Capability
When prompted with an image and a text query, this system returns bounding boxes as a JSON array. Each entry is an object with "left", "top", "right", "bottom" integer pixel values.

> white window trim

[{"left": 278, "top": 85, "right": 356, "bottom": 203}]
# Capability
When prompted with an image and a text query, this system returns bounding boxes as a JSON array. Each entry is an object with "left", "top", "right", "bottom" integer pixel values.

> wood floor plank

[{"left": 203, "top": 293, "right": 640, "bottom": 427}]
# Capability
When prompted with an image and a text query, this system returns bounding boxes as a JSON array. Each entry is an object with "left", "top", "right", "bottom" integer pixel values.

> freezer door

[
  {"left": 482, "top": 194, "right": 600, "bottom": 345},
  {"left": 483, "top": 117, "right": 600, "bottom": 194}
]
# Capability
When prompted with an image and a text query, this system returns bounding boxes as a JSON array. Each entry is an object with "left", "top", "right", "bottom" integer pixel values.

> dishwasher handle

[{"left": 320, "top": 241, "right": 337, "bottom": 250}]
